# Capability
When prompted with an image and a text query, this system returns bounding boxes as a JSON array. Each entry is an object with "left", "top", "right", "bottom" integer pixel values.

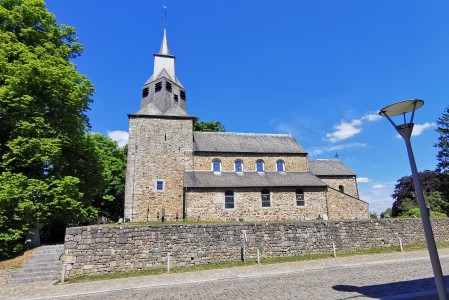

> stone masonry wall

[
  {"left": 193, "top": 153, "right": 308, "bottom": 172},
  {"left": 327, "top": 188, "right": 369, "bottom": 220},
  {"left": 62, "top": 219, "right": 449, "bottom": 278},
  {"left": 320, "top": 177, "right": 358, "bottom": 198},
  {"left": 186, "top": 187, "right": 328, "bottom": 222},
  {"left": 124, "top": 116, "right": 193, "bottom": 222}
]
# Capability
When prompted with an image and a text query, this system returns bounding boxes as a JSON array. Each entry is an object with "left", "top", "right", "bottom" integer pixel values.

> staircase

[{"left": 8, "top": 244, "right": 64, "bottom": 284}]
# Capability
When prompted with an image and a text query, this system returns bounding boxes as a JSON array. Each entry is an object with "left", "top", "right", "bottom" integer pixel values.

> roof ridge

[{"left": 194, "top": 132, "right": 293, "bottom": 137}]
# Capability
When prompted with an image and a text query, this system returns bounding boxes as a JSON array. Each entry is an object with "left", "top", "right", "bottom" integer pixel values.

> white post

[
  {"left": 332, "top": 242, "right": 337, "bottom": 258},
  {"left": 167, "top": 253, "right": 170, "bottom": 273},
  {"left": 399, "top": 238, "right": 403, "bottom": 252},
  {"left": 61, "top": 264, "right": 66, "bottom": 284},
  {"left": 257, "top": 249, "right": 260, "bottom": 264}
]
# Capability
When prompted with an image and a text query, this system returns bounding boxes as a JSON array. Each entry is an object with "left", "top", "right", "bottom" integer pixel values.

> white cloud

[
  {"left": 308, "top": 142, "right": 366, "bottom": 156},
  {"left": 325, "top": 113, "right": 382, "bottom": 143},
  {"left": 372, "top": 184, "right": 387, "bottom": 190},
  {"left": 358, "top": 182, "right": 395, "bottom": 214},
  {"left": 362, "top": 114, "right": 382, "bottom": 122},
  {"left": 356, "top": 177, "right": 370, "bottom": 183},
  {"left": 395, "top": 122, "right": 436, "bottom": 139},
  {"left": 107, "top": 130, "right": 129, "bottom": 147}
]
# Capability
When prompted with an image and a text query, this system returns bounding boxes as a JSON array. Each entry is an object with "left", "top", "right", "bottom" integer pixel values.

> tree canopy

[
  {"left": 391, "top": 170, "right": 445, "bottom": 217},
  {"left": 0, "top": 0, "right": 99, "bottom": 256},
  {"left": 193, "top": 117, "right": 226, "bottom": 132}
]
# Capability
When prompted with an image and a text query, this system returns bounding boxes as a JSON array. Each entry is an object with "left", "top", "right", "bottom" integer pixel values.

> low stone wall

[{"left": 62, "top": 219, "right": 449, "bottom": 278}]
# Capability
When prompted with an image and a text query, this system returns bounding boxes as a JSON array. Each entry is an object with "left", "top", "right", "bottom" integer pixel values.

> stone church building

[{"left": 124, "top": 26, "right": 369, "bottom": 222}]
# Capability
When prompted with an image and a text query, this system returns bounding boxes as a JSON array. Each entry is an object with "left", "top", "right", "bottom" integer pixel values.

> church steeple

[
  {"left": 159, "top": 27, "right": 171, "bottom": 55},
  {"left": 137, "top": 11, "right": 188, "bottom": 117}
]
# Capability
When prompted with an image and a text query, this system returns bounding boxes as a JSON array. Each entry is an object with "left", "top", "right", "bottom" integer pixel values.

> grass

[
  {"left": 64, "top": 241, "right": 449, "bottom": 284},
  {"left": 0, "top": 248, "right": 36, "bottom": 269}
]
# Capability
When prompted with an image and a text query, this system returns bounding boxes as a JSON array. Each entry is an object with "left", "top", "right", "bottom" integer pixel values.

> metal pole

[{"left": 403, "top": 135, "right": 448, "bottom": 300}]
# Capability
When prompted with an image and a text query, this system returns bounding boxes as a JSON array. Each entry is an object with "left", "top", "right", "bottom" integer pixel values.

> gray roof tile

[
  {"left": 193, "top": 132, "right": 307, "bottom": 154},
  {"left": 308, "top": 159, "right": 355, "bottom": 176},
  {"left": 184, "top": 171, "right": 326, "bottom": 188}
]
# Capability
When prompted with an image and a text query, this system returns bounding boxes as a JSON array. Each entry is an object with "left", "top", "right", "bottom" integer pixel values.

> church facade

[{"left": 124, "top": 27, "right": 369, "bottom": 222}]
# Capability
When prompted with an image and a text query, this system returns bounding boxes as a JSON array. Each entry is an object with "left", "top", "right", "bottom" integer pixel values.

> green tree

[
  {"left": 391, "top": 170, "right": 444, "bottom": 217},
  {"left": 0, "top": 0, "right": 98, "bottom": 256},
  {"left": 369, "top": 212, "right": 378, "bottom": 219},
  {"left": 87, "top": 133, "right": 127, "bottom": 222},
  {"left": 380, "top": 208, "right": 392, "bottom": 219},
  {"left": 399, "top": 207, "right": 447, "bottom": 219},
  {"left": 193, "top": 117, "right": 226, "bottom": 132},
  {"left": 435, "top": 106, "right": 449, "bottom": 206}
]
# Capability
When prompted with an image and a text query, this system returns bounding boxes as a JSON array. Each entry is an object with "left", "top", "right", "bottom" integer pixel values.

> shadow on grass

[{"left": 333, "top": 275, "right": 449, "bottom": 299}]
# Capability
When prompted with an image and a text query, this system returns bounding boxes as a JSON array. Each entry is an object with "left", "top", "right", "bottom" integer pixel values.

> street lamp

[{"left": 379, "top": 99, "right": 448, "bottom": 300}]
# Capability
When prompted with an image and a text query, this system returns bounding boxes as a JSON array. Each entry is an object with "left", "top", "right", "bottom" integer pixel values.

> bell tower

[{"left": 124, "top": 18, "right": 194, "bottom": 222}]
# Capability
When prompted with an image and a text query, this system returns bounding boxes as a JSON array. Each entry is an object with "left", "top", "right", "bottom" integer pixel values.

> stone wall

[
  {"left": 124, "top": 116, "right": 193, "bottom": 222},
  {"left": 62, "top": 219, "right": 449, "bottom": 278},
  {"left": 193, "top": 153, "right": 308, "bottom": 172},
  {"left": 186, "top": 187, "right": 328, "bottom": 222},
  {"left": 327, "top": 188, "right": 369, "bottom": 220},
  {"left": 319, "top": 176, "right": 359, "bottom": 198}
]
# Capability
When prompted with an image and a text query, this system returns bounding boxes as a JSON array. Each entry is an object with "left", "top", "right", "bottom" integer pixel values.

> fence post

[
  {"left": 167, "top": 253, "right": 171, "bottom": 273},
  {"left": 257, "top": 249, "right": 260, "bottom": 264},
  {"left": 332, "top": 242, "right": 337, "bottom": 258},
  {"left": 61, "top": 264, "right": 66, "bottom": 284},
  {"left": 399, "top": 238, "right": 403, "bottom": 252}
]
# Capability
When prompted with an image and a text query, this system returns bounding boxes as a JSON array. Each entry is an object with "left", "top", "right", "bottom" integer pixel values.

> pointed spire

[{"left": 159, "top": 6, "right": 171, "bottom": 55}]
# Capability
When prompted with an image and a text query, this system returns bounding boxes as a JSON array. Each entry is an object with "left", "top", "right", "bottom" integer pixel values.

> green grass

[{"left": 63, "top": 241, "right": 449, "bottom": 284}]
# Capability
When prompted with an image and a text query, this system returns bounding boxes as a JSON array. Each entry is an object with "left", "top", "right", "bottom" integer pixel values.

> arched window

[
  {"left": 235, "top": 160, "right": 243, "bottom": 172},
  {"left": 212, "top": 159, "right": 221, "bottom": 172},
  {"left": 296, "top": 189, "right": 305, "bottom": 206},
  {"left": 261, "top": 189, "right": 271, "bottom": 207},
  {"left": 225, "top": 191, "right": 234, "bottom": 209},
  {"left": 276, "top": 160, "right": 285, "bottom": 172},
  {"left": 256, "top": 160, "right": 264, "bottom": 172},
  {"left": 339, "top": 185, "right": 345, "bottom": 193}
]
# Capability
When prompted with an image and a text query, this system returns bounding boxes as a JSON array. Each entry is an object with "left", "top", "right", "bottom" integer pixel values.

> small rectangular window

[
  {"left": 180, "top": 90, "right": 186, "bottom": 100},
  {"left": 156, "top": 181, "right": 164, "bottom": 191},
  {"left": 174, "top": 94, "right": 178, "bottom": 102},
  {"left": 296, "top": 194, "right": 305, "bottom": 206},
  {"left": 142, "top": 87, "right": 149, "bottom": 97},
  {"left": 155, "top": 82, "right": 162, "bottom": 92},
  {"left": 165, "top": 82, "right": 172, "bottom": 93},
  {"left": 261, "top": 190, "right": 271, "bottom": 207},
  {"left": 225, "top": 191, "right": 234, "bottom": 209}
]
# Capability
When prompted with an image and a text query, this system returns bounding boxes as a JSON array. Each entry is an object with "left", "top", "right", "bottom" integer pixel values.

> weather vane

[{"left": 335, "top": 153, "right": 339, "bottom": 159}]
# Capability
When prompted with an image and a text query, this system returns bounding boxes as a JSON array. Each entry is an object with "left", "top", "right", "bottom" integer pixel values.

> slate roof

[
  {"left": 184, "top": 171, "right": 326, "bottom": 188},
  {"left": 193, "top": 132, "right": 307, "bottom": 154},
  {"left": 308, "top": 159, "right": 356, "bottom": 176}
]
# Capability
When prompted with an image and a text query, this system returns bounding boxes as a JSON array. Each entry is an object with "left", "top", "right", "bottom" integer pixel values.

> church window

[
  {"left": 296, "top": 189, "right": 305, "bottom": 206},
  {"left": 142, "top": 87, "right": 149, "bottom": 97},
  {"left": 276, "top": 160, "right": 285, "bottom": 172},
  {"left": 156, "top": 180, "right": 164, "bottom": 191},
  {"left": 225, "top": 191, "right": 234, "bottom": 209},
  {"left": 212, "top": 159, "right": 221, "bottom": 172},
  {"left": 165, "top": 82, "right": 172, "bottom": 92},
  {"left": 256, "top": 160, "right": 264, "bottom": 172},
  {"left": 174, "top": 94, "right": 178, "bottom": 102},
  {"left": 339, "top": 185, "right": 345, "bottom": 193},
  {"left": 261, "top": 189, "right": 271, "bottom": 207},
  {"left": 235, "top": 160, "right": 243, "bottom": 172},
  {"left": 155, "top": 82, "right": 162, "bottom": 92},
  {"left": 180, "top": 90, "right": 186, "bottom": 100}
]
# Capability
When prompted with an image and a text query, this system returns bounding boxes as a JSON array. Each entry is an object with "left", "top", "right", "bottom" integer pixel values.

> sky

[{"left": 44, "top": 1, "right": 449, "bottom": 215}]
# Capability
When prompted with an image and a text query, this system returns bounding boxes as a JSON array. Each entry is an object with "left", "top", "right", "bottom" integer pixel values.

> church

[{"left": 124, "top": 25, "right": 369, "bottom": 222}]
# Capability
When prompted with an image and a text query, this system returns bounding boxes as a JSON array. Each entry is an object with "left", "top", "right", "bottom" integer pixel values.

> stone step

[{"left": 7, "top": 244, "right": 64, "bottom": 284}]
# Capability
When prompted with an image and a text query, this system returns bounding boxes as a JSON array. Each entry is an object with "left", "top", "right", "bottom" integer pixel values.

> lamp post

[{"left": 379, "top": 99, "right": 448, "bottom": 300}]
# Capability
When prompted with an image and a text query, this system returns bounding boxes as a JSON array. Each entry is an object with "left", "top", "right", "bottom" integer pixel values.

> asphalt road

[{"left": 3, "top": 249, "right": 449, "bottom": 300}]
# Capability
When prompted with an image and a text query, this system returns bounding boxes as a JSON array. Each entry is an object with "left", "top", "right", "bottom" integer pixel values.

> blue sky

[{"left": 45, "top": 1, "right": 449, "bottom": 214}]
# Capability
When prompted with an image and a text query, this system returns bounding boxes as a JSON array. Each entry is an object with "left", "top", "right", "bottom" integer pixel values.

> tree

[
  {"left": 435, "top": 106, "right": 449, "bottom": 206},
  {"left": 87, "top": 134, "right": 127, "bottom": 222},
  {"left": 391, "top": 170, "right": 444, "bottom": 217},
  {"left": 369, "top": 212, "right": 378, "bottom": 219},
  {"left": 398, "top": 207, "right": 447, "bottom": 219},
  {"left": 0, "top": 0, "right": 97, "bottom": 256},
  {"left": 435, "top": 106, "right": 449, "bottom": 173},
  {"left": 193, "top": 117, "right": 226, "bottom": 132},
  {"left": 380, "top": 208, "right": 392, "bottom": 219}
]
